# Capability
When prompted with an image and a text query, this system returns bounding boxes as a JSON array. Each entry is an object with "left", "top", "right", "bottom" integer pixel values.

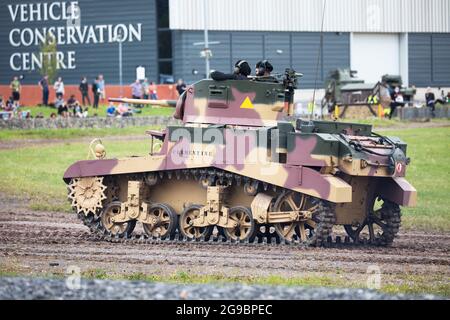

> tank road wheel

[
  {"left": 223, "top": 206, "right": 256, "bottom": 241},
  {"left": 273, "top": 191, "right": 335, "bottom": 246},
  {"left": 100, "top": 201, "right": 136, "bottom": 237},
  {"left": 68, "top": 177, "right": 107, "bottom": 216},
  {"left": 179, "top": 204, "right": 213, "bottom": 240},
  {"left": 143, "top": 203, "right": 178, "bottom": 239},
  {"left": 344, "top": 198, "right": 401, "bottom": 246}
]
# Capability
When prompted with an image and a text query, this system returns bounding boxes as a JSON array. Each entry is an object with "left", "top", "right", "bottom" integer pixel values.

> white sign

[
  {"left": 136, "top": 66, "right": 145, "bottom": 80},
  {"left": 6, "top": 1, "right": 143, "bottom": 72}
]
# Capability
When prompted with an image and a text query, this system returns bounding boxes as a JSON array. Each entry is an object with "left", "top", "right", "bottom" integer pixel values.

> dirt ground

[{"left": 1, "top": 195, "right": 448, "bottom": 293}]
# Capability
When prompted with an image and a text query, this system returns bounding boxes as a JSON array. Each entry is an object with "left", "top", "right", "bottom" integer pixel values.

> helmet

[
  {"left": 234, "top": 60, "right": 251, "bottom": 76},
  {"left": 256, "top": 60, "right": 273, "bottom": 76}
]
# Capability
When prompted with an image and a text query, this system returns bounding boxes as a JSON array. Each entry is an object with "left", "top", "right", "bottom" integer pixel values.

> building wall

[
  {"left": 169, "top": 0, "right": 450, "bottom": 33},
  {"left": 0, "top": 0, "right": 158, "bottom": 85},
  {"left": 172, "top": 31, "right": 350, "bottom": 88},
  {"left": 409, "top": 33, "right": 450, "bottom": 87}
]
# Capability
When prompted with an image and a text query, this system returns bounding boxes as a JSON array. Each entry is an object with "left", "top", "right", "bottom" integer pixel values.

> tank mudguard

[
  {"left": 218, "top": 164, "right": 352, "bottom": 204},
  {"left": 376, "top": 177, "right": 417, "bottom": 207}
]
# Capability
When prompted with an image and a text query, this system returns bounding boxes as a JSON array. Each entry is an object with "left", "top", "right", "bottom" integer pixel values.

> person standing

[
  {"left": 54, "top": 77, "right": 65, "bottom": 99},
  {"left": 130, "top": 79, "right": 143, "bottom": 99},
  {"left": 98, "top": 74, "right": 106, "bottom": 103},
  {"left": 38, "top": 75, "right": 49, "bottom": 106},
  {"left": 425, "top": 87, "right": 436, "bottom": 117},
  {"left": 149, "top": 81, "right": 158, "bottom": 100},
  {"left": 10, "top": 76, "right": 21, "bottom": 109},
  {"left": 142, "top": 78, "right": 150, "bottom": 99},
  {"left": 79, "top": 77, "right": 91, "bottom": 106},
  {"left": 176, "top": 79, "right": 187, "bottom": 96},
  {"left": 92, "top": 77, "right": 100, "bottom": 109}
]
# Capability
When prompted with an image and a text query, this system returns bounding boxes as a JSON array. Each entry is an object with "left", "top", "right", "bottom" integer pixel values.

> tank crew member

[
  {"left": 210, "top": 60, "right": 251, "bottom": 81},
  {"left": 255, "top": 60, "right": 274, "bottom": 77}
]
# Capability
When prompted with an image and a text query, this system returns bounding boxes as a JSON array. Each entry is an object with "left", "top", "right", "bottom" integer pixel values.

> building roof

[{"left": 169, "top": 0, "right": 450, "bottom": 33}]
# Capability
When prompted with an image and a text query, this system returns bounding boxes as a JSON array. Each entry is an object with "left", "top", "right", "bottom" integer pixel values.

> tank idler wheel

[
  {"left": 344, "top": 197, "right": 401, "bottom": 246},
  {"left": 179, "top": 204, "right": 213, "bottom": 239},
  {"left": 142, "top": 203, "right": 178, "bottom": 239},
  {"left": 223, "top": 206, "right": 256, "bottom": 241},
  {"left": 100, "top": 201, "right": 136, "bottom": 237}
]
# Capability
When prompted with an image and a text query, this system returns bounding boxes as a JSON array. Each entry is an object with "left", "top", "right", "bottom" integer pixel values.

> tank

[
  {"left": 64, "top": 69, "right": 416, "bottom": 246},
  {"left": 322, "top": 69, "right": 379, "bottom": 114}
]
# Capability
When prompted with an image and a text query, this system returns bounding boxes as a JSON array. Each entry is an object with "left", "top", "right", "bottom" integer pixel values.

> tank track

[{"left": 71, "top": 168, "right": 389, "bottom": 247}]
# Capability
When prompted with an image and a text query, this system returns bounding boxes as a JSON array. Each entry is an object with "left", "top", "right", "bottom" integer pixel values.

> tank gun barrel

[{"left": 108, "top": 97, "right": 177, "bottom": 108}]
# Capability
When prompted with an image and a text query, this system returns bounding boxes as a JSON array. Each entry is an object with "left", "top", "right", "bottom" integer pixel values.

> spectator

[
  {"left": 55, "top": 95, "right": 65, "bottom": 110},
  {"left": 5, "top": 97, "right": 14, "bottom": 112},
  {"left": 92, "top": 77, "right": 100, "bottom": 109},
  {"left": 389, "top": 87, "right": 404, "bottom": 120},
  {"left": 79, "top": 77, "right": 91, "bottom": 106},
  {"left": 67, "top": 94, "right": 78, "bottom": 113},
  {"left": 130, "top": 80, "right": 143, "bottom": 99},
  {"left": 117, "top": 103, "right": 132, "bottom": 117},
  {"left": 54, "top": 77, "right": 65, "bottom": 99},
  {"left": 106, "top": 103, "right": 116, "bottom": 117},
  {"left": 425, "top": 87, "right": 436, "bottom": 116},
  {"left": 176, "top": 79, "right": 187, "bottom": 96},
  {"left": 50, "top": 112, "right": 57, "bottom": 119},
  {"left": 57, "top": 102, "right": 68, "bottom": 117},
  {"left": 149, "top": 81, "right": 158, "bottom": 100},
  {"left": 0, "top": 95, "right": 4, "bottom": 109},
  {"left": 38, "top": 75, "right": 49, "bottom": 106},
  {"left": 74, "top": 103, "right": 83, "bottom": 118},
  {"left": 98, "top": 74, "right": 106, "bottom": 103},
  {"left": 142, "top": 78, "right": 150, "bottom": 99},
  {"left": 10, "top": 76, "right": 21, "bottom": 109}
]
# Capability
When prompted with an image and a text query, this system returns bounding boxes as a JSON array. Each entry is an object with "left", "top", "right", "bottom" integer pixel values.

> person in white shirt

[{"left": 54, "top": 77, "right": 65, "bottom": 99}]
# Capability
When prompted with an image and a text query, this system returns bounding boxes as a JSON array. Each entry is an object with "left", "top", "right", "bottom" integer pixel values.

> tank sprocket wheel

[
  {"left": 344, "top": 197, "right": 401, "bottom": 246},
  {"left": 223, "top": 206, "right": 256, "bottom": 241},
  {"left": 100, "top": 201, "right": 136, "bottom": 237},
  {"left": 179, "top": 204, "right": 213, "bottom": 239},
  {"left": 68, "top": 177, "right": 107, "bottom": 216},
  {"left": 142, "top": 203, "right": 178, "bottom": 239},
  {"left": 273, "top": 191, "right": 335, "bottom": 246}
]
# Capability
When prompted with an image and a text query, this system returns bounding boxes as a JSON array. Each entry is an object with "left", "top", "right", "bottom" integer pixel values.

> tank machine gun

[{"left": 64, "top": 68, "right": 416, "bottom": 247}]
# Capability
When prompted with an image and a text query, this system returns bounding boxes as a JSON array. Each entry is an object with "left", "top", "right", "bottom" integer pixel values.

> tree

[{"left": 39, "top": 33, "right": 58, "bottom": 83}]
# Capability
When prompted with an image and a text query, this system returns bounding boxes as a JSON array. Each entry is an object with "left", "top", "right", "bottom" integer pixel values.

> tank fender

[{"left": 376, "top": 177, "right": 417, "bottom": 207}]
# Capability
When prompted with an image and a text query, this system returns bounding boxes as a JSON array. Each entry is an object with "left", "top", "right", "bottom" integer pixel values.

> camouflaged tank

[{"left": 64, "top": 69, "right": 417, "bottom": 246}]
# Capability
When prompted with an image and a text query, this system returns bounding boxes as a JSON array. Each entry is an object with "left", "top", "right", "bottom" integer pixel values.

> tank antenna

[{"left": 310, "top": 0, "right": 327, "bottom": 120}]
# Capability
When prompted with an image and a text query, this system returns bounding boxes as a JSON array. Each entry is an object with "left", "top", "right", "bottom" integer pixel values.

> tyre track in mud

[{"left": 1, "top": 208, "right": 449, "bottom": 283}]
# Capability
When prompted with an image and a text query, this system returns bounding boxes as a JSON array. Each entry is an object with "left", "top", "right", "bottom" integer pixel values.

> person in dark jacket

[
  {"left": 79, "top": 77, "right": 91, "bottom": 106},
  {"left": 210, "top": 60, "right": 252, "bottom": 81},
  {"left": 92, "top": 77, "right": 100, "bottom": 109},
  {"left": 38, "top": 75, "right": 49, "bottom": 106}
]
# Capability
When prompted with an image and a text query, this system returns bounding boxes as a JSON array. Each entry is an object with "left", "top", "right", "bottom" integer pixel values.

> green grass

[
  {"left": 0, "top": 126, "right": 449, "bottom": 231},
  {"left": 17, "top": 104, "right": 174, "bottom": 118},
  {"left": 382, "top": 127, "right": 450, "bottom": 231}
]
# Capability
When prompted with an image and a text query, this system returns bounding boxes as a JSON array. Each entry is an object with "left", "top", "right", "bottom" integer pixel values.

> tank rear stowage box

[{"left": 64, "top": 69, "right": 416, "bottom": 246}]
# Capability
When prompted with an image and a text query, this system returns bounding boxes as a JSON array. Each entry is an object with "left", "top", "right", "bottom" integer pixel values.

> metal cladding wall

[
  {"left": 409, "top": 33, "right": 450, "bottom": 87},
  {"left": 169, "top": 0, "right": 450, "bottom": 33},
  {"left": 0, "top": 0, "right": 158, "bottom": 85},
  {"left": 172, "top": 31, "right": 350, "bottom": 88}
]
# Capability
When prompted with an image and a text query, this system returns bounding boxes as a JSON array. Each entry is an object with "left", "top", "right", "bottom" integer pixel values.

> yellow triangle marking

[{"left": 240, "top": 97, "right": 254, "bottom": 109}]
